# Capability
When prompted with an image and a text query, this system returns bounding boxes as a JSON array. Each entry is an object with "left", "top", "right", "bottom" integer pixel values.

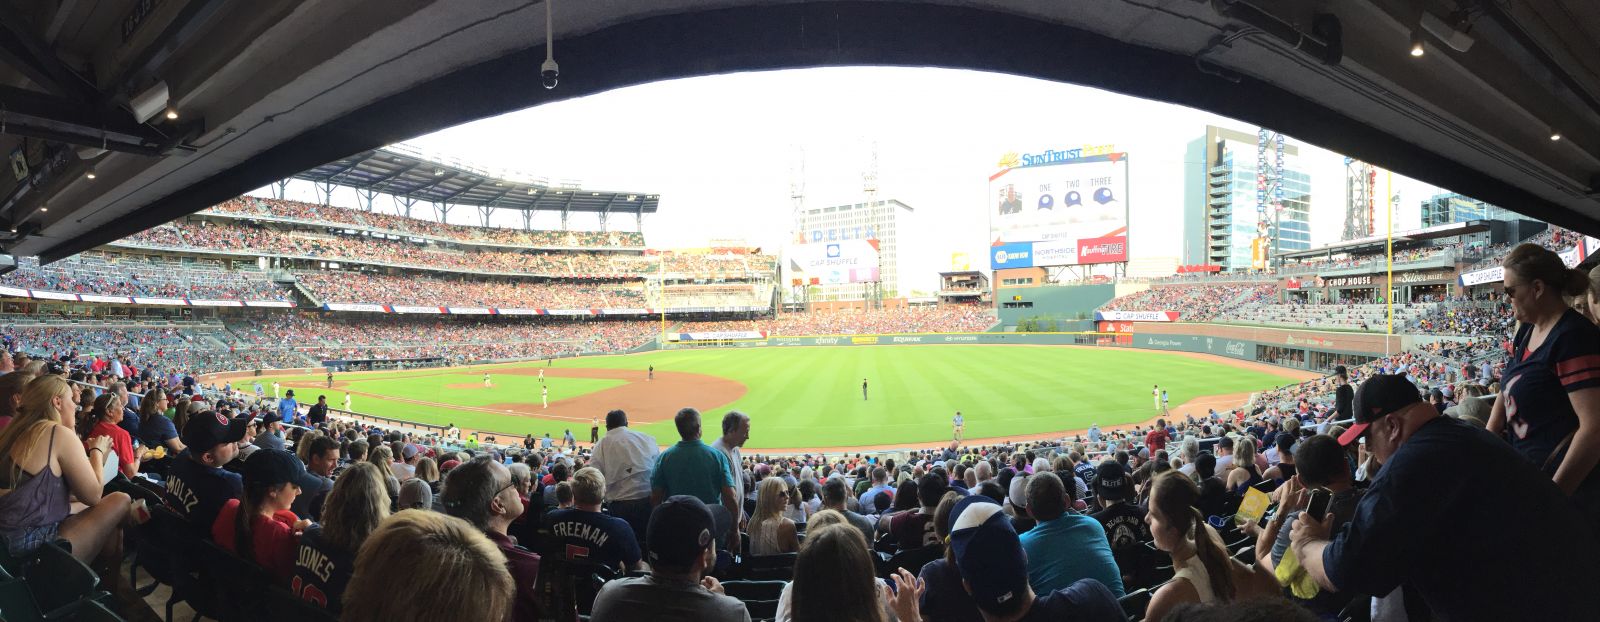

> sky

[{"left": 261, "top": 67, "right": 1465, "bottom": 293}]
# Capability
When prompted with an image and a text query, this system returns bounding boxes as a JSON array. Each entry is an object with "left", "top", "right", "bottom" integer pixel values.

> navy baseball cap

[
  {"left": 1338, "top": 374, "right": 1422, "bottom": 446},
  {"left": 648, "top": 495, "right": 715, "bottom": 568},
  {"left": 1037, "top": 194, "right": 1054, "bottom": 210},
  {"left": 1093, "top": 187, "right": 1116, "bottom": 204},
  {"left": 181, "top": 410, "right": 249, "bottom": 453},
  {"left": 242, "top": 449, "right": 322, "bottom": 492},
  {"left": 949, "top": 496, "right": 1029, "bottom": 613},
  {"left": 1064, "top": 190, "right": 1082, "bottom": 207}
]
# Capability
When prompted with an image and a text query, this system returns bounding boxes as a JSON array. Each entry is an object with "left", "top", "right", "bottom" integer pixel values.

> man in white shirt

[
  {"left": 591, "top": 409, "right": 661, "bottom": 548},
  {"left": 709, "top": 411, "right": 751, "bottom": 525}
]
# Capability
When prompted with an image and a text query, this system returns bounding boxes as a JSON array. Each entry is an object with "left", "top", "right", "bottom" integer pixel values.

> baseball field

[{"left": 255, "top": 345, "right": 1314, "bottom": 450}]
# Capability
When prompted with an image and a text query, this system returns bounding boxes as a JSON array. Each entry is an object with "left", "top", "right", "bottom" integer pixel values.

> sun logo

[{"left": 996, "top": 152, "right": 1021, "bottom": 169}]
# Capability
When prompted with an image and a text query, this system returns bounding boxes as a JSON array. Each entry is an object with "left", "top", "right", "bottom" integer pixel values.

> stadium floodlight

[
  {"left": 1550, "top": 132, "right": 1562, "bottom": 142},
  {"left": 541, "top": 0, "right": 559, "bottom": 89},
  {"left": 128, "top": 81, "right": 170, "bottom": 124},
  {"left": 1409, "top": 31, "right": 1425, "bottom": 57}
]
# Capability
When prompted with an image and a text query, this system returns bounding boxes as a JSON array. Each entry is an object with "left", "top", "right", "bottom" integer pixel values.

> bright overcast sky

[{"left": 265, "top": 67, "right": 1474, "bottom": 293}]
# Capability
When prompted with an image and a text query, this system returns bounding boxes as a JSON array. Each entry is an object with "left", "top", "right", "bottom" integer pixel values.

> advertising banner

[
  {"left": 1094, "top": 310, "right": 1180, "bottom": 322},
  {"left": 133, "top": 297, "right": 186, "bottom": 306},
  {"left": 391, "top": 306, "right": 445, "bottom": 314},
  {"left": 1076, "top": 235, "right": 1128, "bottom": 264},
  {"left": 323, "top": 303, "right": 389, "bottom": 313},
  {"left": 989, "top": 241, "right": 1035, "bottom": 269},
  {"left": 544, "top": 309, "right": 592, "bottom": 316},
  {"left": 600, "top": 308, "right": 648, "bottom": 315},
  {"left": 1032, "top": 239, "right": 1077, "bottom": 266},
  {"left": 447, "top": 307, "right": 492, "bottom": 315},
  {"left": 787, "top": 239, "right": 881, "bottom": 284},
  {"left": 989, "top": 148, "right": 1129, "bottom": 268},
  {"left": 677, "top": 331, "right": 766, "bottom": 341},
  {"left": 243, "top": 301, "right": 295, "bottom": 308},
  {"left": 0, "top": 286, "right": 28, "bottom": 297},
  {"left": 30, "top": 291, "right": 77, "bottom": 301},
  {"left": 79, "top": 294, "right": 133, "bottom": 304},
  {"left": 188, "top": 299, "right": 244, "bottom": 307},
  {"left": 1460, "top": 245, "right": 1583, "bottom": 286},
  {"left": 1097, "top": 320, "right": 1136, "bottom": 333},
  {"left": 496, "top": 308, "right": 542, "bottom": 316}
]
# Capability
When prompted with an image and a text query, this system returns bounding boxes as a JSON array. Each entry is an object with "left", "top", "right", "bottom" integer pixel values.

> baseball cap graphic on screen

[
  {"left": 1037, "top": 194, "right": 1054, "bottom": 210},
  {"left": 1093, "top": 187, "right": 1116, "bottom": 204},
  {"left": 1065, "top": 190, "right": 1082, "bottom": 207}
]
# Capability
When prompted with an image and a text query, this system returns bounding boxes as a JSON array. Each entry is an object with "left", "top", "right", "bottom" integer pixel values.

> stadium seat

[
  {"left": 62, "top": 598, "right": 126, "bottom": 622},
  {"left": 538, "top": 557, "right": 617, "bottom": 619},
  {"left": 22, "top": 541, "right": 105, "bottom": 617},
  {"left": 140, "top": 505, "right": 222, "bottom": 622},
  {"left": 260, "top": 585, "right": 337, "bottom": 622},
  {"left": 1119, "top": 588, "right": 1152, "bottom": 621},
  {"left": 878, "top": 545, "right": 942, "bottom": 579},
  {"left": 731, "top": 553, "right": 798, "bottom": 581},
  {"left": 197, "top": 539, "right": 273, "bottom": 622}
]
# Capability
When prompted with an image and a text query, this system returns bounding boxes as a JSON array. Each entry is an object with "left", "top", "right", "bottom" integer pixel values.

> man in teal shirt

[
  {"left": 1018, "top": 471, "right": 1125, "bottom": 597},
  {"left": 651, "top": 407, "right": 740, "bottom": 550}
]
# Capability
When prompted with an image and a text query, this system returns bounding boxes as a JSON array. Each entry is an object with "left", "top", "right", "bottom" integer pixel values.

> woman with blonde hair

[
  {"left": 294, "top": 462, "right": 389, "bottom": 614},
  {"left": 1225, "top": 437, "right": 1262, "bottom": 496},
  {"left": 340, "top": 510, "right": 513, "bottom": 622},
  {"left": 0, "top": 375, "right": 133, "bottom": 562},
  {"left": 1143, "top": 472, "right": 1279, "bottom": 622},
  {"left": 749, "top": 476, "right": 800, "bottom": 555},
  {"left": 367, "top": 445, "right": 400, "bottom": 499},
  {"left": 414, "top": 456, "right": 441, "bottom": 490}
]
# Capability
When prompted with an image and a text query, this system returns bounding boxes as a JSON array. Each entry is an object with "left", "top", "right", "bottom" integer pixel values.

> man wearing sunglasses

[
  {"left": 443, "top": 456, "right": 539, "bottom": 622},
  {"left": 1289, "top": 374, "right": 1600, "bottom": 620}
]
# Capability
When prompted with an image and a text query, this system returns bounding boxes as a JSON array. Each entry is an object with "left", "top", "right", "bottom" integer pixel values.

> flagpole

[{"left": 1385, "top": 171, "right": 1394, "bottom": 356}]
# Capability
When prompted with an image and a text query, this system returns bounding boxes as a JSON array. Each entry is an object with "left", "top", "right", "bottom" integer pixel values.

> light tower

[
  {"left": 863, "top": 142, "right": 883, "bottom": 309},
  {"left": 1343, "top": 157, "right": 1376, "bottom": 240},
  {"left": 786, "top": 147, "right": 807, "bottom": 311}
]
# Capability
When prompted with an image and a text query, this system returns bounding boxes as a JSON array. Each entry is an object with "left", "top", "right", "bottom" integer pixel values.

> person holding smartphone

[{"left": 1251, "top": 435, "right": 1363, "bottom": 617}]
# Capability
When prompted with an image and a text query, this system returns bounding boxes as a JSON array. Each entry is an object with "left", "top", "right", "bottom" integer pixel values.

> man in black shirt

[
  {"left": 1292, "top": 374, "right": 1600, "bottom": 620},
  {"left": 1333, "top": 365, "right": 1353, "bottom": 421},
  {"left": 307, "top": 395, "right": 329, "bottom": 427}
]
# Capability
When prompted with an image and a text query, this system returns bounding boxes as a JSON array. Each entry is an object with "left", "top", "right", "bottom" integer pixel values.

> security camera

[{"left": 541, "top": 58, "right": 559, "bottom": 90}]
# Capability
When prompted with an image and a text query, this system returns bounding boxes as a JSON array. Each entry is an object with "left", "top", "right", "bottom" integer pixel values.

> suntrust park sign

[{"left": 998, "top": 144, "right": 1118, "bottom": 169}]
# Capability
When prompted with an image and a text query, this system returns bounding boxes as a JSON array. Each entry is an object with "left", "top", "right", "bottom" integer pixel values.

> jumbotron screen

[{"left": 988, "top": 147, "right": 1129, "bottom": 269}]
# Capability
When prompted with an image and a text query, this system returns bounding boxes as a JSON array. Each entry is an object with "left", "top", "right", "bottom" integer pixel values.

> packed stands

[
  {"left": 0, "top": 253, "right": 289, "bottom": 301},
  {"left": 206, "top": 196, "right": 647, "bottom": 248},
  {"left": 1213, "top": 301, "right": 1439, "bottom": 331},
  {"left": 1099, "top": 284, "right": 1275, "bottom": 322},
  {"left": 681, "top": 306, "right": 996, "bottom": 335},
  {"left": 295, "top": 272, "right": 649, "bottom": 308}
]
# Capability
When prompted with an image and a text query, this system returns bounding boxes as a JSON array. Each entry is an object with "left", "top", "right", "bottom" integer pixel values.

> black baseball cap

[
  {"left": 1093, "top": 460, "right": 1133, "bottom": 501},
  {"left": 181, "top": 410, "right": 249, "bottom": 453},
  {"left": 259, "top": 411, "right": 282, "bottom": 425},
  {"left": 1338, "top": 374, "right": 1422, "bottom": 446},
  {"left": 647, "top": 495, "right": 715, "bottom": 568},
  {"left": 241, "top": 449, "right": 322, "bottom": 492}
]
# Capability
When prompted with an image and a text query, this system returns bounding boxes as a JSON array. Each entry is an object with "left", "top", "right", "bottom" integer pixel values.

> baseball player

[
  {"left": 343, "top": 392, "right": 352, "bottom": 411},
  {"left": 648, "top": 365, "right": 654, "bottom": 381},
  {"left": 1161, "top": 390, "right": 1170, "bottom": 412},
  {"left": 862, "top": 378, "right": 868, "bottom": 401},
  {"left": 326, "top": 371, "right": 333, "bottom": 388},
  {"left": 272, "top": 381, "right": 281, "bottom": 399},
  {"left": 484, "top": 372, "right": 492, "bottom": 388},
  {"left": 952, "top": 411, "right": 965, "bottom": 441},
  {"left": 542, "top": 385, "right": 549, "bottom": 409},
  {"left": 1152, "top": 385, "right": 1160, "bottom": 411},
  {"left": 538, "top": 368, "right": 544, "bottom": 383}
]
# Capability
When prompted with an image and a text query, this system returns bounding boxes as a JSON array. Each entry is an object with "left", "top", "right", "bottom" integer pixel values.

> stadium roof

[
  {"left": 1279, "top": 221, "right": 1493, "bottom": 259},
  {"left": 0, "top": 1, "right": 1596, "bottom": 266},
  {"left": 292, "top": 144, "right": 659, "bottom": 214}
]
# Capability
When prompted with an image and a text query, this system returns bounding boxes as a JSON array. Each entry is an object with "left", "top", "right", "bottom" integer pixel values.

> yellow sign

[
  {"left": 951, "top": 252, "right": 971, "bottom": 271},
  {"left": 851, "top": 336, "right": 879, "bottom": 345},
  {"left": 1250, "top": 237, "right": 1269, "bottom": 271},
  {"left": 1235, "top": 486, "right": 1271, "bottom": 525}
]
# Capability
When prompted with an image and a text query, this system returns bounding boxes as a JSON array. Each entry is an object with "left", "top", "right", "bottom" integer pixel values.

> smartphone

[{"left": 1307, "top": 488, "right": 1332, "bottom": 521}]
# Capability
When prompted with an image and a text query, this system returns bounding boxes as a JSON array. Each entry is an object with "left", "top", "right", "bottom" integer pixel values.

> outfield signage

[
  {"left": 1460, "top": 245, "right": 1583, "bottom": 287},
  {"left": 677, "top": 331, "right": 766, "bottom": 341},
  {"left": 393, "top": 305, "right": 446, "bottom": 314},
  {"left": 1095, "top": 311, "right": 1179, "bottom": 322},
  {"left": 80, "top": 294, "right": 133, "bottom": 304},
  {"left": 0, "top": 285, "right": 292, "bottom": 308}
]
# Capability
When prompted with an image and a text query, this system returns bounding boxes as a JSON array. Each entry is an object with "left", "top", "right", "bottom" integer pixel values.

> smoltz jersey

[
  {"left": 544, "top": 508, "right": 641, "bottom": 569},
  {"left": 1503, "top": 309, "right": 1600, "bottom": 469},
  {"left": 291, "top": 525, "right": 355, "bottom": 614},
  {"left": 163, "top": 453, "right": 243, "bottom": 535}
]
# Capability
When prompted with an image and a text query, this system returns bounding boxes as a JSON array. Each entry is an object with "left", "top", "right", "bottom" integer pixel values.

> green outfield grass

[{"left": 258, "top": 346, "right": 1305, "bottom": 449}]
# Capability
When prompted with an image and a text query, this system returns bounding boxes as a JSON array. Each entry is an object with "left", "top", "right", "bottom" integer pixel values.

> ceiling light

[
  {"left": 526, "top": 188, "right": 536, "bottom": 195},
  {"left": 40, "top": 206, "right": 48, "bottom": 212},
  {"left": 434, "top": 169, "right": 445, "bottom": 176},
  {"left": 1550, "top": 132, "right": 1563, "bottom": 141},
  {"left": 165, "top": 108, "right": 178, "bottom": 120},
  {"left": 1409, "top": 32, "right": 1425, "bottom": 57},
  {"left": 86, "top": 170, "right": 96, "bottom": 179}
]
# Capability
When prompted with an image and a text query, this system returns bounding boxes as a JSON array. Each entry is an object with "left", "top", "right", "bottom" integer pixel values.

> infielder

[
  {"left": 484, "top": 372, "right": 492, "bottom": 388},
  {"left": 272, "top": 381, "right": 281, "bottom": 398},
  {"left": 952, "top": 411, "right": 964, "bottom": 441},
  {"left": 343, "top": 392, "right": 352, "bottom": 411},
  {"left": 538, "top": 368, "right": 544, "bottom": 383}
]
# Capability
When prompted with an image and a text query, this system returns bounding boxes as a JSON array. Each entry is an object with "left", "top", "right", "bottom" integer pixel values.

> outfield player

[
  {"left": 542, "top": 385, "right": 549, "bottom": 409},
  {"left": 952, "top": 411, "right": 964, "bottom": 441},
  {"left": 484, "top": 372, "right": 492, "bottom": 388},
  {"left": 862, "top": 378, "right": 869, "bottom": 401}
]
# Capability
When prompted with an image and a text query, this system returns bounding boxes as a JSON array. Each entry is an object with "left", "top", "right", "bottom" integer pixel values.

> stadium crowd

[
  {"left": 680, "top": 306, "right": 996, "bottom": 336},
  {"left": 207, "top": 196, "right": 647, "bottom": 248},
  {"left": 295, "top": 272, "right": 650, "bottom": 308},
  {"left": 1099, "top": 284, "right": 1275, "bottom": 322},
  {"left": 1, "top": 253, "right": 289, "bottom": 301}
]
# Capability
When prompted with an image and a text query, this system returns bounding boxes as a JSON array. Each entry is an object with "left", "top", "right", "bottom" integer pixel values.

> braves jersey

[{"left": 1503, "top": 309, "right": 1600, "bottom": 470}]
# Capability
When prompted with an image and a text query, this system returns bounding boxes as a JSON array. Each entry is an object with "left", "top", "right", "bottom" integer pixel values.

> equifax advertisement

[{"left": 988, "top": 148, "right": 1129, "bottom": 266}]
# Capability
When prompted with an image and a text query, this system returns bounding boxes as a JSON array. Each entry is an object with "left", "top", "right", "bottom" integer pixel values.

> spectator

[
  {"left": 1020, "top": 471, "right": 1124, "bottom": 597},
  {"left": 254, "top": 411, "right": 285, "bottom": 452},
  {"left": 0, "top": 370, "right": 34, "bottom": 429},
  {"left": 1252, "top": 435, "right": 1360, "bottom": 616},
  {"left": 859, "top": 467, "right": 895, "bottom": 511},
  {"left": 748, "top": 477, "right": 800, "bottom": 555},
  {"left": 791, "top": 523, "right": 922, "bottom": 622},
  {"left": 399, "top": 478, "right": 433, "bottom": 511},
  {"left": 649, "top": 407, "right": 739, "bottom": 551},
  {"left": 890, "top": 473, "right": 947, "bottom": 551},
  {"left": 393, "top": 443, "right": 420, "bottom": 482},
  {"left": 1291, "top": 374, "right": 1600, "bottom": 620},
  {"left": 918, "top": 491, "right": 982, "bottom": 622},
  {"left": 78, "top": 393, "right": 138, "bottom": 479},
  {"left": 1090, "top": 460, "right": 1153, "bottom": 591},
  {"left": 442, "top": 456, "right": 540, "bottom": 622},
  {"left": 292, "top": 461, "right": 389, "bottom": 613},
  {"left": 340, "top": 510, "right": 514, "bottom": 622},
  {"left": 948, "top": 495, "right": 1122, "bottom": 621},
  {"left": 213, "top": 448, "right": 319, "bottom": 581},
  {"left": 1225, "top": 437, "right": 1262, "bottom": 495},
  {"left": 1488, "top": 243, "right": 1600, "bottom": 523},
  {"left": 1143, "top": 471, "right": 1279, "bottom": 621},
  {"left": 710, "top": 411, "right": 750, "bottom": 524},
  {"left": 137, "top": 388, "right": 184, "bottom": 455},
  {"left": 1334, "top": 366, "right": 1353, "bottom": 421},
  {"left": 0, "top": 375, "right": 133, "bottom": 562},
  {"left": 293, "top": 435, "right": 340, "bottom": 521},
  {"left": 592, "top": 409, "right": 659, "bottom": 549},
  {"left": 545, "top": 467, "right": 642, "bottom": 572},
  {"left": 307, "top": 395, "right": 328, "bottom": 427},
  {"left": 164, "top": 410, "right": 248, "bottom": 534},
  {"left": 278, "top": 389, "right": 299, "bottom": 426},
  {"left": 542, "top": 460, "right": 571, "bottom": 507},
  {"left": 820, "top": 476, "right": 875, "bottom": 544},
  {"left": 590, "top": 495, "right": 750, "bottom": 622},
  {"left": 555, "top": 481, "right": 574, "bottom": 509}
]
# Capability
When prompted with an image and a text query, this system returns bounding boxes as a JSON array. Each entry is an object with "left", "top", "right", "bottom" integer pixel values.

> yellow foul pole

[{"left": 1386, "top": 172, "right": 1394, "bottom": 353}]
